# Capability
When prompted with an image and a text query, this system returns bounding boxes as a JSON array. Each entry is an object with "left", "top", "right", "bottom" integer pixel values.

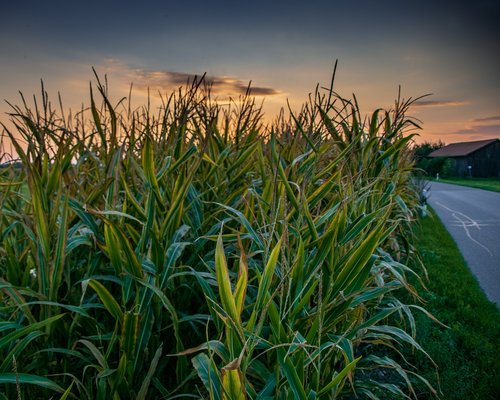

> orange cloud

[
  {"left": 412, "top": 100, "right": 467, "bottom": 108},
  {"left": 96, "top": 59, "right": 281, "bottom": 98}
]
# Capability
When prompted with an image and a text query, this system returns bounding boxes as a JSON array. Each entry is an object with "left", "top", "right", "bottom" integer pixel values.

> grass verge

[
  {"left": 434, "top": 177, "right": 500, "bottom": 193},
  {"left": 408, "top": 207, "right": 500, "bottom": 399}
]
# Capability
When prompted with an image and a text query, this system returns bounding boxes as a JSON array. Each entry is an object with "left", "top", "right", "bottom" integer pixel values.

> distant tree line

[{"left": 412, "top": 140, "right": 454, "bottom": 177}]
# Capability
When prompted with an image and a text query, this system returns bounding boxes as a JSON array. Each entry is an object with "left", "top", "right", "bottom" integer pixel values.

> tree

[{"left": 412, "top": 140, "right": 445, "bottom": 163}]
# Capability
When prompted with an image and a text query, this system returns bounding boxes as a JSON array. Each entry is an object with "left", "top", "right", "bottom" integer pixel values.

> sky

[{"left": 1, "top": 0, "right": 499, "bottom": 145}]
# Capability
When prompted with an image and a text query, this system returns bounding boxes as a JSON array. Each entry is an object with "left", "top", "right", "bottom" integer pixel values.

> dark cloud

[
  {"left": 134, "top": 69, "right": 281, "bottom": 97},
  {"left": 471, "top": 115, "right": 500, "bottom": 123},
  {"left": 247, "top": 86, "right": 282, "bottom": 96},
  {"left": 413, "top": 100, "right": 467, "bottom": 107}
]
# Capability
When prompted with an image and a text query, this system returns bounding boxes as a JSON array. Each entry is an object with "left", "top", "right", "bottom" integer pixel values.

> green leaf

[
  {"left": 277, "top": 347, "right": 308, "bottom": 400},
  {"left": 192, "top": 353, "right": 222, "bottom": 400},
  {"left": 0, "top": 373, "right": 64, "bottom": 393},
  {"left": 0, "top": 331, "right": 44, "bottom": 372},
  {"left": 0, "top": 314, "right": 64, "bottom": 351},
  {"left": 78, "top": 339, "right": 108, "bottom": 370},
  {"left": 90, "top": 83, "right": 106, "bottom": 150},
  {"left": 120, "top": 311, "right": 139, "bottom": 358},
  {"left": 215, "top": 203, "right": 264, "bottom": 250},
  {"left": 247, "top": 239, "right": 282, "bottom": 332},
  {"left": 317, "top": 357, "right": 361, "bottom": 396},
  {"left": 103, "top": 222, "right": 142, "bottom": 278},
  {"left": 215, "top": 234, "right": 241, "bottom": 330},
  {"left": 160, "top": 241, "right": 190, "bottom": 289},
  {"left": 86, "top": 279, "right": 123, "bottom": 322},
  {"left": 234, "top": 252, "right": 248, "bottom": 315},
  {"left": 142, "top": 135, "right": 162, "bottom": 200},
  {"left": 59, "top": 381, "right": 75, "bottom": 400},
  {"left": 49, "top": 194, "right": 69, "bottom": 301},
  {"left": 137, "top": 344, "right": 163, "bottom": 400}
]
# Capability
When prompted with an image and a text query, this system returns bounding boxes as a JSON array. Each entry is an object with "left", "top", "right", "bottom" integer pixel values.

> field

[
  {"left": 433, "top": 177, "right": 500, "bottom": 193},
  {"left": 1, "top": 76, "right": 435, "bottom": 399}
]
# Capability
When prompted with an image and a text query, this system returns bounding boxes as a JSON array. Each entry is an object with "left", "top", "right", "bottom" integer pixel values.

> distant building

[{"left": 427, "top": 138, "right": 500, "bottom": 177}]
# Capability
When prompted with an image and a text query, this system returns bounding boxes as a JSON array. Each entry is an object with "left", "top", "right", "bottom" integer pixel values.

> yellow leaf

[{"left": 221, "top": 368, "right": 246, "bottom": 400}]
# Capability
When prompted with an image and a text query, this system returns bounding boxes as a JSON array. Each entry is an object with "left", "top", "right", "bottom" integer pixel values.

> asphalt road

[{"left": 425, "top": 181, "right": 500, "bottom": 306}]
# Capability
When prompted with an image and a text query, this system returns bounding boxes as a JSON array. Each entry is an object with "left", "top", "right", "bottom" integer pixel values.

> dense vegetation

[
  {"left": 1, "top": 75, "right": 433, "bottom": 399},
  {"left": 411, "top": 141, "right": 448, "bottom": 178}
]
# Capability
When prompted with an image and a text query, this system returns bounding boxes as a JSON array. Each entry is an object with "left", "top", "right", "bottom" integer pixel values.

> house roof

[{"left": 428, "top": 138, "right": 498, "bottom": 158}]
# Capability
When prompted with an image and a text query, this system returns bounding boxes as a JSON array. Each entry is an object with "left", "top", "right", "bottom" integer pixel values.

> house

[{"left": 427, "top": 138, "right": 500, "bottom": 177}]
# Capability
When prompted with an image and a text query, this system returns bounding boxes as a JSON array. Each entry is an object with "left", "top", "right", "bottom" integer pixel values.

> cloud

[
  {"left": 412, "top": 100, "right": 467, "bottom": 108},
  {"left": 423, "top": 124, "right": 499, "bottom": 144},
  {"left": 470, "top": 115, "right": 500, "bottom": 123},
  {"left": 140, "top": 70, "right": 281, "bottom": 96},
  {"left": 100, "top": 61, "right": 282, "bottom": 98},
  {"left": 455, "top": 123, "right": 500, "bottom": 136}
]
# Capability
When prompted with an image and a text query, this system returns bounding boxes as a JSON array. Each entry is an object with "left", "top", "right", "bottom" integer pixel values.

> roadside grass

[
  {"left": 407, "top": 207, "right": 500, "bottom": 399},
  {"left": 432, "top": 177, "right": 500, "bottom": 193}
]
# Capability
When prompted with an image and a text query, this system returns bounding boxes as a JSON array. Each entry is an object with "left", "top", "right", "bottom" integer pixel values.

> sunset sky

[{"left": 1, "top": 0, "right": 499, "bottom": 144}]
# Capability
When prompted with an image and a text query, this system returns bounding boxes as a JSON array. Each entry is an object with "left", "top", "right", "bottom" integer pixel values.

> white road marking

[
  {"left": 436, "top": 201, "right": 494, "bottom": 256},
  {"left": 449, "top": 221, "right": 500, "bottom": 227}
]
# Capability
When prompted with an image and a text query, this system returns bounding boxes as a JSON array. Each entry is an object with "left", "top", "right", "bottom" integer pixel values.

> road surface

[{"left": 425, "top": 181, "right": 500, "bottom": 306}]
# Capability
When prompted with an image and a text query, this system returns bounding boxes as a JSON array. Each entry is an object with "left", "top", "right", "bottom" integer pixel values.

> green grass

[
  {"left": 406, "top": 207, "right": 500, "bottom": 399},
  {"left": 434, "top": 177, "right": 500, "bottom": 193}
]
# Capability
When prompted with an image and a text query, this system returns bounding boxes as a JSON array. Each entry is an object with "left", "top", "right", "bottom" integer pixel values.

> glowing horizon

[
  {"left": 1, "top": 64, "right": 498, "bottom": 147},
  {"left": 1, "top": 0, "right": 499, "bottom": 147}
]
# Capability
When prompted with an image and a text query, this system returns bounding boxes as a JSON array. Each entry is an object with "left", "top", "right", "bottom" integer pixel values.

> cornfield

[{"left": 0, "top": 72, "right": 436, "bottom": 399}]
